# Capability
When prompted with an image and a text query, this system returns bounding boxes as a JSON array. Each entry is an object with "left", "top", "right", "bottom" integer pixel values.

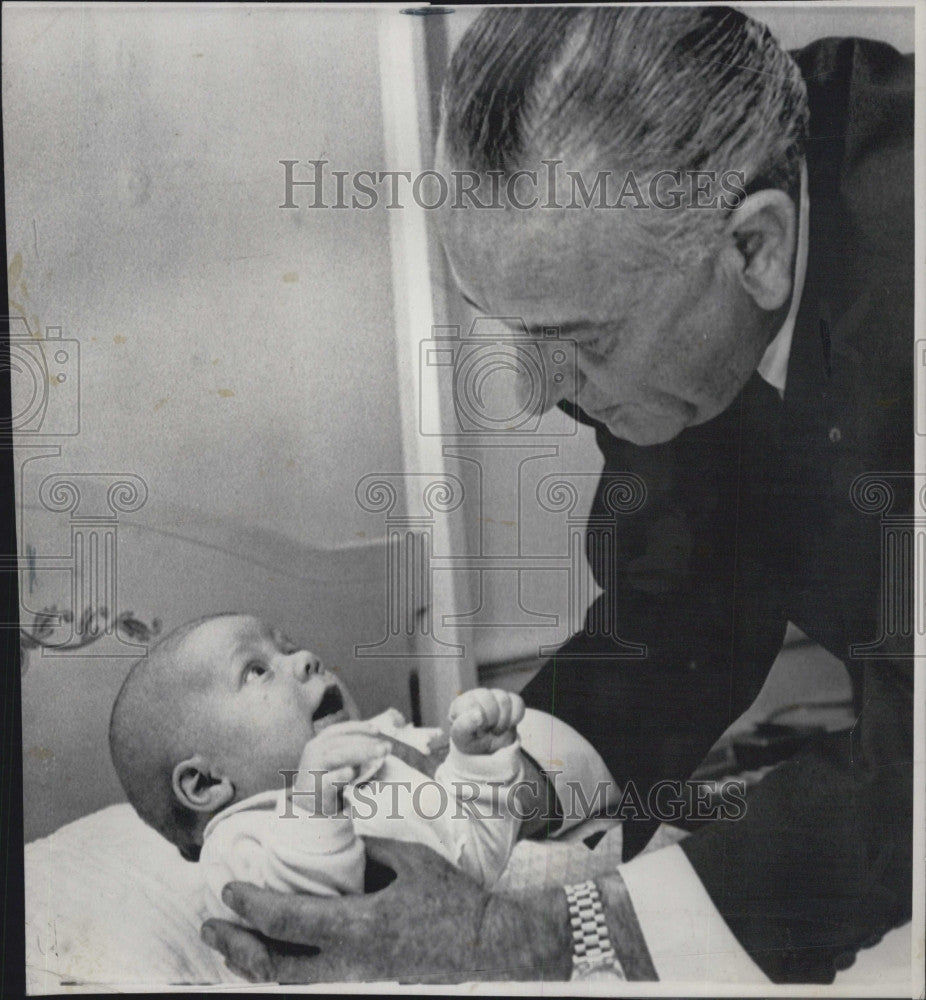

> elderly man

[{"left": 203, "top": 6, "right": 914, "bottom": 985}]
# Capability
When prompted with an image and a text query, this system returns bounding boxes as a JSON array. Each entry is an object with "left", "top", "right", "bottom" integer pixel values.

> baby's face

[{"left": 177, "top": 614, "right": 360, "bottom": 800}]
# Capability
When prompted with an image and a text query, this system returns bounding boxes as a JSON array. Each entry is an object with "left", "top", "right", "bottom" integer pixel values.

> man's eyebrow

[
  {"left": 516, "top": 318, "right": 594, "bottom": 338},
  {"left": 459, "top": 291, "right": 589, "bottom": 338},
  {"left": 530, "top": 319, "right": 588, "bottom": 337}
]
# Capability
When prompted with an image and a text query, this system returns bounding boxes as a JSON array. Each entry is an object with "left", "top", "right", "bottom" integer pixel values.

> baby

[{"left": 109, "top": 613, "right": 612, "bottom": 921}]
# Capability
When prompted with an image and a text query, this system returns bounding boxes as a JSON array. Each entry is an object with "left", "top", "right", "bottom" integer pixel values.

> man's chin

[{"left": 600, "top": 407, "right": 691, "bottom": 446}]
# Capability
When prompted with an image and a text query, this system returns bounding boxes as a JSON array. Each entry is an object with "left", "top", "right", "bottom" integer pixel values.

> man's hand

[
  {"left": 448, "top": 688, "right": 525, "bottom": 755},
  {"left": 201, "top": 837, "right": 573, "bottom": 984}
]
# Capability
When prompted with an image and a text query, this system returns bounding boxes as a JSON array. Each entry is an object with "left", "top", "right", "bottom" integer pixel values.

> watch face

[{"left": 573, "top": 960, "right": 624, "bottom": 982}]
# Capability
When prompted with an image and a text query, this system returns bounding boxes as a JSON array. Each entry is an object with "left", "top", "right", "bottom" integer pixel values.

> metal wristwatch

[{"left": 564, "top": 879, "right": 627, "bottom": 981}]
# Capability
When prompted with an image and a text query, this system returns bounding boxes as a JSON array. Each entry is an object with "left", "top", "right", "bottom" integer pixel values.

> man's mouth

[{"left": 312, "top": 685, "right": 344, "bottom": 724}]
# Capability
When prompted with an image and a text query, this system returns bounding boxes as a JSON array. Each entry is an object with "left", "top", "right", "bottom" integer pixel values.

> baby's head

[{"left": 109, "top": 613, "right": 360, "bottom": 860}]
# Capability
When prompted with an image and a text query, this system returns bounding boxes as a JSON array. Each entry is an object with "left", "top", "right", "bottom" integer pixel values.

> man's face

[
  {"left": 437, "top": 178, "right": 771, "bottom": 446},
  {"left": 176, "top": 615, "right": 360, "bottom": 800}
]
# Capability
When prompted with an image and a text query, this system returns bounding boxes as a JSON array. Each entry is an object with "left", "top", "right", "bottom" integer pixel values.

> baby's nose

[{"left": 292, "top": 651, "right": 323, "bottom": 681}]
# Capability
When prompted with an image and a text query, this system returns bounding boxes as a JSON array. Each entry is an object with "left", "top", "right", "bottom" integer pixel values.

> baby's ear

[{"left": 172, "top": 755, "right": 235, "bottom": 813}]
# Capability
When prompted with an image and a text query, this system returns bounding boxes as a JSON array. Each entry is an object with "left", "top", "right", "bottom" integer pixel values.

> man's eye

[
  {"left": 580, "top": 336, "right": 606, "bottom": 358},
  {"left": 243, "top": 662, "right": 269, "bottom": 683}
]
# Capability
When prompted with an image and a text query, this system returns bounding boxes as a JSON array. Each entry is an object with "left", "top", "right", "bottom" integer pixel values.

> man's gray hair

[{"left": 440, "top": 6, "right": 808, "bottom": 264}]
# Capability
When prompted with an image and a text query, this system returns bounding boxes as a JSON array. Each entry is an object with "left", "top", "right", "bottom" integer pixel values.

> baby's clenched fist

[{"left": 448, "top": 688, "right": 525, "bottom": 755}]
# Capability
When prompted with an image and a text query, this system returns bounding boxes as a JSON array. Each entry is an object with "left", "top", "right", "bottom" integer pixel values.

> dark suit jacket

[{"left": 522, "top": 37, "right": 914, "bottom": 983}]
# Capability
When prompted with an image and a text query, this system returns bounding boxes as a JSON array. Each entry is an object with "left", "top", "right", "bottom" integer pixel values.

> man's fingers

[
  {"left": 219, "top": 882, "right": 337, "bottom": 945},
  {"left": 201, "top": 919, "right": 276, "bottom": 983},
  {"left": 225, "top": 961, "right": 256, "bottom": 983},
  {"left": 274, "top": 950, "right": 349, "bottom": 985},
  {"left": 208, "top": 842, "right": 491, "bottom": 984},
  {"left": 202, "top": 909, "right": 374, "bottom": 985}
]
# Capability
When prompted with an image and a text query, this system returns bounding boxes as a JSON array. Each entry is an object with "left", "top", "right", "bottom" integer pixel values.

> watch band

[{"left": 564, "top": 879, "right": 627, "bottom": 980}]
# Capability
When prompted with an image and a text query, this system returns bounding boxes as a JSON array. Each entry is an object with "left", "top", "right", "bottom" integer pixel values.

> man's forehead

[{"left": 438, "top": 192, "right": 649, "bottom": 319}]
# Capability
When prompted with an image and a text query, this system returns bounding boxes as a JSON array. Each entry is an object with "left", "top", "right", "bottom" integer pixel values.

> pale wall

[
  {"left": 5, "top": 4, "right": 419, "bottom": 839},
  {"left": 5, "top": 4, "right": 405, "bottom": 547}
]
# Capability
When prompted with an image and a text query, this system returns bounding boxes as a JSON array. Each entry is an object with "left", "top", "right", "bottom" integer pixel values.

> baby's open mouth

[{"left": 312, "top": 685, "right": 344, "bottom": 723}]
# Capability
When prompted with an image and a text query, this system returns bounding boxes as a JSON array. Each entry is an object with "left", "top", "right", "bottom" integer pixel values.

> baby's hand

[
  {"left": 294, "top": 721, "right": 390, "bottom": 816},
  {"left": 448, "top": 688, "right": 525, "bottom": 756}
]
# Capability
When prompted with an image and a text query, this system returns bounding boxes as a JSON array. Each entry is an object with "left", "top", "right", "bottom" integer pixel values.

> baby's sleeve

[
  {"left": 433, "top": 740, "right": 524, "bottom": 888},
  {"left": 199, "top": 794, "right": 366, "bottom": 923}
]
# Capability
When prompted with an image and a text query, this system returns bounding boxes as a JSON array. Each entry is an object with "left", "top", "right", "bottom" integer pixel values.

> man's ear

[
  {"left": 724, "top": 189, "right": 797, "bottom": 312},
  {"left": 172, "top": 755, "right": 235, "bottom": 813}
]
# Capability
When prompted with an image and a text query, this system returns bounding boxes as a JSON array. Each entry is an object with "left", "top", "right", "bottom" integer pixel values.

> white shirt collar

[{"left": 756, "top": 161, "right": 810, "bottom": 398}]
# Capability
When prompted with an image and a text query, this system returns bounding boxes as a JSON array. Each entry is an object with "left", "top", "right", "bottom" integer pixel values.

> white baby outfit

[{"left": 200, "top": 707, "right": 612, "bottom": 921}]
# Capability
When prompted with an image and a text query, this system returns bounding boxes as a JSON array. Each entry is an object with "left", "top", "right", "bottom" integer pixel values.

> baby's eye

[{"left": 243, "top": 662, "right": 270, "bottom": 684}]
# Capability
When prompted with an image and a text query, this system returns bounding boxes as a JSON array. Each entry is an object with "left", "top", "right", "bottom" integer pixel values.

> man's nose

[
  {"left": 292, "top": 651, "right": 324, "bottom": 681},
  {"left": 544, "top": 364, "right": 584, "bottom": 410}
]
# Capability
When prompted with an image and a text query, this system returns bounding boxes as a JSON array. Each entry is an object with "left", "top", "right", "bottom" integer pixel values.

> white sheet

[{"left": 26, "top": 804, "right": 235, "bottom": 991}]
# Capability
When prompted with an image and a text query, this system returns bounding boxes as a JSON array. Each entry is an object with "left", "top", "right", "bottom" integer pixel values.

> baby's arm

[
  {"left": 450, "top": 697, "right": 624, "bottom": 840},
  {"left": 199, "top": 794, "right": 365, "bottom": 923},
  {"left": 200, "top": 723, "right": 390, "bottom": 922},
  {"left": 428, "top": 689, "right": 527, "bottom": 886}
]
